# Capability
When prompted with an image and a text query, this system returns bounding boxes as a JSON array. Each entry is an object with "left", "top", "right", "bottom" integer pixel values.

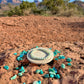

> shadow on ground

[{"left": 68, "top": 22, "right": 84, "bottom": 32}]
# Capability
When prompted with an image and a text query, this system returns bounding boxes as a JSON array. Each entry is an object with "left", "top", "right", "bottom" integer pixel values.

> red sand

[{"left": 0, "top": 15, "right": 84, "bottom": 84}]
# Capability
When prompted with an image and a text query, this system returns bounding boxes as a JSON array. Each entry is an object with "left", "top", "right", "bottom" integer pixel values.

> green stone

[
  {"left": 55, "top": 50, "right": 61, "bottom": 53},
  {"left": 55, "top": 58, "right": 58, "bottom": 61},
  {"left": 14, "top": 53, "right": 17, "bottom": 55},
  {"left": 66, "top": 58, "right": 72, "bottom": 62},
  {"left": 49, "top": 72, "right": 56, "bottom": 75},
  {"left": 39, "top": 69, "right": 44, "bottom": 74},
  {"left": 35, "top": 69, "right": 40, "bottom": 74},
  {"left": 38, "top": 80, "right": 41, "bottom": 84},
  {"left": 49, "top": 68, "right": 55, "bottom": 73},
  {"left": 15, "top": 67, "right": 19, "bottom": 70},
  {"left": 55, "top": 74, "right": 60, "bottom": 79},
  {"left": 17, "top": 57, "right": 23, "bottom": 61},
  {"left": 61, "top": 64, "right": 65, "bottom": 69},
  {"left": 50, "top": 74, "right": 54, "bottom": 78},
  {"left": 18, "top": 72, "right": 23, "bottom": 77},
  {"left": 10, "top": 75, "right": 17, "bottom": 80},
  {"left": 67, "top": 63, "right": 72, "bottom": 66},
  {"left": 23, "top": 83, "right": 26, "bottom": 84},
  {"left": 19, "top": 66, "right": 25, "bottom": 73},
  {"left": 36, "top": 46, "right": 39, "bottom": 48},
  {"left": 44, "top": 74, "right": 49, "bottom": 78},
  {"left": 3, "top": 66, "right": 9, "bottom": 70}
]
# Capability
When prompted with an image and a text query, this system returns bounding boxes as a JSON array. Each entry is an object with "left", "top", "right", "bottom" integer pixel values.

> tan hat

[{"left": 27, "top": 47, "right": 54, "bottom": 64}]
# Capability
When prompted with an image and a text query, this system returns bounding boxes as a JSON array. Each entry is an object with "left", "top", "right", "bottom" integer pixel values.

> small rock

[
  {"left": 35, "top": 69, "right": 40, "bottom": 74},
  {"left": 3, "top": 65, "right": 9, "bottom": 70},
  {"left": 50, "top": 74, "right": 54, "bottom": 78},
  {"left": 66, "top": 58, "right": 72, "bottom": 62},
  {"left": 44, "top": 74, "right": 49, "bottom": 78},
  {"left": 18, "top": 72, "right": 23, "bottom": 77},
  {"left": 55, "top": 74, "right": 60, "bottom": 79},
  {"left": 10, "top": 74, "right": 17, "bottom": 80},
  {"left": 14, "top": 53, "right": 17, "bottom": 55},
  {"left": 39, "top": 69, "right": 44, "bottom": 74},
  {"left": 61, "top": 64, "right": 65, "bottom": 69},
  {"left": 67, "top": 63, "right": 72, "bottom": 66}
]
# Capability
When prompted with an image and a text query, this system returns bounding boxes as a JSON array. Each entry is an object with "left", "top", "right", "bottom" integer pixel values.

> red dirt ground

[
  {"left": 0, "top": 15, "right": 84, "bottom": 52},
  {"left": 0, "top": 15, "right": 84, "bottom": 84}
]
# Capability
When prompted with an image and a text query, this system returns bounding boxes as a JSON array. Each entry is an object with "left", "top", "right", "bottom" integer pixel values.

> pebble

[
  {"left": 44, "top": 74, "right": 49, "bottom": 78},
  {"left": 66, "top": 58, "right": 72, "bottom": 62},
  {"left": 61, "top": 64, "right": 65, "bottom": 69},
  {"left": 38, "top": 80, "right": 41, "bottom": 84},
  {"left": 39, "top": 69, "right": 44, "bottom": 74},
  {"left": 55, "top": 74, "right": 60, "bottom": 79},
  {"left": 49, "top": 72, "right": 56, "bottom": 75},
  {"left": 19, "top": 66, "right": 25, "bottom": 73},
  {"left": 17, "top": 57, "right": 23, "bottom": 61},
  {"left": 10, "top": 75, "right": 17, "bottom": 80},
  {"left": 35, "top": 69, "right": 41, "bottom": 74},
  {"left": 23, "top": 50, "right": 27, "bottom": 55},
  {"left": 53, "top": 67, "right": 57, "bottom": 73},
  {"left": 55, "top": 50, "right": 61, "bottom": 53},
  {"left": 49, "top": 68, "right": 55, "bottom": 73},
  {"left": 14, "top": 53, "right": 17, "bottom": 55},
  {"left": 58, "top": 55, "right": 65, "bottom": 59},
  {"left": 55, "top": 58, "right": 58, "bottom": 61},
  {"left": 18, "top": 72, "right": 23, "bottom": 77},
  {"left": 23, "top": 83, "right": 26, "bottom": 84},
  {"left": 3, "top": 65, "right": 9, "bottom": 70},
  {"left": 15, "top": 67, "right": 19, "bottom": 70},
  {"left": 50, "top": 74, "right": 54, "bottom": 78},
  {"left": 67, "top": 63, "right": 72, "bottom": 66},
  {"left": 19, "top": 54, "right": 24, "bottom": 58},
  {"left": 36, "top": 46, "right": 39, "bottom": 48}
]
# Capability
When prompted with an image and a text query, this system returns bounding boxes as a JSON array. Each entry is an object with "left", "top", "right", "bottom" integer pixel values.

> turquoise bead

[
  {"left": 67, "top": 63, "right": 72, "bottom": 66},
  {"left": 50, "top": 74, "right": 54, "bottom": 78},
  {"left": 55, "top": 50, "right": 61, "bottom": 53},
  {"left": 44, "top": 74, "right": 49, "bottom": 78},
  {"left": 4, "top": 66, "right": 9, "bottom": 70},
  {"left": 19, "top": 66, "right": 25, "bottom": 73},
  {"left": 23, "top": 50, "right": 27, "bottom": 55},
  {"left": 14, "top": 53, "right": 17, "bottom": 55},
  {"left": 55, "top": 58, "right": 58, "bottom": 61},
  {"left": 58, "top": 55, "right": 65, "bottom": 59},
  {"left": 15, "top": 67, "right": 19, "bottom": 70},
  {"left": 10, "top": 75, "right": 17, "bottom": 80},
  {"left": 18, "top": 72, "right": 23, "bottom": 77},
  {"left": 66, "top": 58, "right": 72, "bottom": 62},
  {"left": 61, "top": 64, "right": 65, "bottom": 69},
  {"left": 17, "top": 57, "right": 23, "bottom": 61},
  {"left": 35, "top": 69, "right": 40, "bottom": 74},
  {"left": 38, "top": 80, "right": 41, "bottom": 84},
  {"left": 49, "top": 72, "right": 56, "bottom": 75},
  {"left": 36, "top": 46, "right": 39, "bottom": 48},
  {"left": 53, "top": 67, "right": 57, "bottom": 73},
  {"left": 49, "top": 68, "right": 55, "bottom": 73},
  {"left": 19, "top": 54, "right": 24, "bottom": 58},
  {"left": 55, "top": 74, "right": 60, "bottom": 79},
  {"left": 23, "top": 83, "right": 26, "bottom": 84},
  {"left": 40, "top": 69, "right": 44, "bottom": 74}
]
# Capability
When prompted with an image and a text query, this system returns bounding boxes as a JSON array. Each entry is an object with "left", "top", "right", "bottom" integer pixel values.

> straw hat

[{"left": 27, "top": 47, "right": 54, "bottom": 64}]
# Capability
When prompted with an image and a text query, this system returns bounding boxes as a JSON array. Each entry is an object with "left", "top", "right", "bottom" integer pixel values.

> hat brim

[{"left": 27, "top": 47, "right": 54, "bottom": 64}]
